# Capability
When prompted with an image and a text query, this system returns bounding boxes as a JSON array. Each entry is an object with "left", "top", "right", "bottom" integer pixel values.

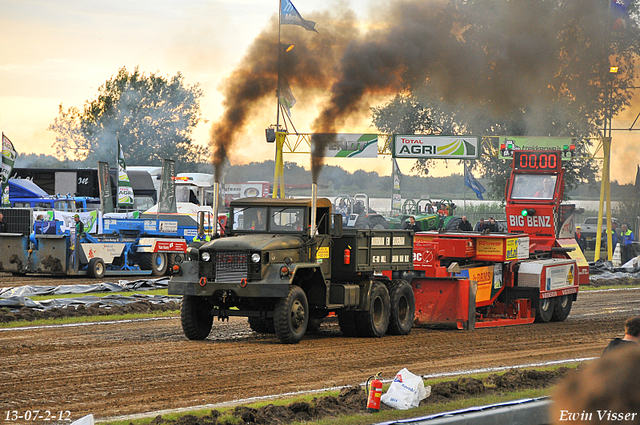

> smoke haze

[{"left": 210, "top": 0, "right": 626, "bottom": 182}]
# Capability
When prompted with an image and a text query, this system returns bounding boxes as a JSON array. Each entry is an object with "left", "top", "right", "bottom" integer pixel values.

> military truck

[{"left": 168, "top": 196, "right": 415, "bottom": 344}]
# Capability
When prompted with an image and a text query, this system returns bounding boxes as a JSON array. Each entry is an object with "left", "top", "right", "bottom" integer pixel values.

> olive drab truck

[{"left": 168, "top": 195, "right": 415, "bottom": 344}]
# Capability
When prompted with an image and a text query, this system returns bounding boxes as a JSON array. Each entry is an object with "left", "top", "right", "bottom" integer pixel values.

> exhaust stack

[
  {"left": 310, "top": 182, "right": 317, "bottom": 239},
  {"left": 213, "top": 181, "right": 220, "bottom": 236}
]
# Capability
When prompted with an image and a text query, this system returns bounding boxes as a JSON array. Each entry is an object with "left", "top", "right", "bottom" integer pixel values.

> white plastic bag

[{"left": 380, "top": 368, "right": 431, "bottom": 410}]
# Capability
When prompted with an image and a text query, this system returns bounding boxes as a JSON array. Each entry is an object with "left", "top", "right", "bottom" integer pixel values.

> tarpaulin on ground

[
  {"left": 589, "top": 258, "right": 640, "bottom": 284},
  {"left": 0, "top": 277, "right": 169, "bottom": 298},
  {"left": 0, "top": 293, "right": 178, "bottom": 311}
]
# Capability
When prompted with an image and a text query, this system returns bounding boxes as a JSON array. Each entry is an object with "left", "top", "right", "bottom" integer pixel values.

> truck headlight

[
  {"left": 201, "top": 252, "right": 211, "bottom": 262},
  {"left": 251, "top": 253, "right": 261, "bottom": 263}
]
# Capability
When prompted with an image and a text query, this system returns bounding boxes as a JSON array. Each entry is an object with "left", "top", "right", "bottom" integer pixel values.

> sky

[{"left": 1, "top": 0, "right": 639, "bottom": 183}]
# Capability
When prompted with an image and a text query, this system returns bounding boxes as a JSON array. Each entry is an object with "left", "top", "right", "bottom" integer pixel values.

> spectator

[
  {"left": 575, "top": 225, "right": 586, "bottom": 252},
  {"left": 336, "top": 199, "right": 348, "bottom": 217},
  {"left": 73, "top": 214, "right": 84, "bottom": 236},
  {"left": 620, "top": 223, "right": 635, "bottom": 264},
  {"left": 602, "top": 316, "right": 640, "bottom": 356},
  {"left": 474, "top": 218, "right": 487, "bottom": 232},
  {"left": 551, "top": 346, "right": 640, "bottom": 425},
  {"left": 457, "top": 216, "right": 473, "bottom": 232},
  {"left": 402, "top": 216, "right": 422, "bottom": 232},
  {"left": 0, "top": 212, "right": 6, "bottom": 233},
  {"left": 193, "top": 230, "right": 211, "bottom": 242},
  {"left": 488, "top": 217, "right": 499, "bottom": 232}
]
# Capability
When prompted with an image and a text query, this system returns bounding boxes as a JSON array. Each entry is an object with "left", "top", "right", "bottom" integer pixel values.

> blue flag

[
  {"left": 281, "top": 0, "right": 318, "bottom": 32},
  {"left": 464, "top": 163, "right": 486, "bottom": 200}
]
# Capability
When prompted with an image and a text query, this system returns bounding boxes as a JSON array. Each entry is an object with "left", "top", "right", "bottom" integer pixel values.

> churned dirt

[{"left": 0, "top": 273, "right": 638, "bottom": 424}]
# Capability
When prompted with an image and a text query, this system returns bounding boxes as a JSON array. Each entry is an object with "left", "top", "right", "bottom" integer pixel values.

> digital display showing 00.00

[{"left": 513, "top": 151, "right": 561, "bottom": 172}]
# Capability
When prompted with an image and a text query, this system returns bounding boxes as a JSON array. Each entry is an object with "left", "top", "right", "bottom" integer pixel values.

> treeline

[{"left": 14, "top": 153, "right": 637, "bottom": 201}]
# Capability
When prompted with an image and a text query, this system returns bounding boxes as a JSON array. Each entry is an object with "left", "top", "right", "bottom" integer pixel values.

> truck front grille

[{"left": 215, "top": 250, "right": 249, "bottom": 282}]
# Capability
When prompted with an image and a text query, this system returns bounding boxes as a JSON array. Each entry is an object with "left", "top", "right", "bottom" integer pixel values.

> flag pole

[{"left": 276, "top": 0, "right": 282, "bottom": 130}]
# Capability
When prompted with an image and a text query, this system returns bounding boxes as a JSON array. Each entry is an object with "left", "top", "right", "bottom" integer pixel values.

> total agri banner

[{"left": 393, "top": 135, "right": 479, "bottom": 159}]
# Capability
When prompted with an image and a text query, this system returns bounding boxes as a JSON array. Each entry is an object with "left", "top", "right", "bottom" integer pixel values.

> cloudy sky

[{"left": 1, "top": 0, "right": 639, "bottom": 183}]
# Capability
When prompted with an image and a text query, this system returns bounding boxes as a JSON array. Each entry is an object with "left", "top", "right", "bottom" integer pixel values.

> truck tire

[
  {"left": 338, "top": 310, "right": 357, "bottom": 337},
  {"left": 248, "top": 317, "right": 275, "bottom": 334},
  {"left": 535, "top": 297, "right": 554, "bottom": 323},
  {"left": 355, "top": 281, "right": 390, "bottom": 337},
  {"left": 551, "top": 295, "right": 573, "bottom": 322},
  {"left": 274, "top": 285, "right": 308, "bottom": 344},
  {"left": 141, "top": 253, "right": 168, "bottom": 276},
  {"left": 88, "top": 258, "right": 105, "bottom": 279},
  {"left": 181, "top": 295, "right": 213, "bottom": 340},
  {"left": 387, "top": 279, "right": 415, "bottom": 335}
]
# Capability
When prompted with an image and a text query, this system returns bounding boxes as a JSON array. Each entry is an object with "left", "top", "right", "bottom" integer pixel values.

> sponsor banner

[
  {"left": 508, "top": 214, "right": 553, "bottom": 229},
  {"left": 394, "top": 135, "right": 479, "bottom": 159},
  {"left": 97, "top": 161, "right": 114, "bottom": 214},
  {"left": 158, "top": 220, "right": 178, "bottom": 233},
  {"left": 35, "top": 210, "right": 99, "bottom": 234},
  {"left": 154, "top": 240, "right": 187, "bottom": 253},
  {"left": 475, "top": 238, "right": 505, "bottom": 261},
  {"left": 498, "top": 136, "right": 574, "bottom": 161},
  {"left": 321, "top": 133, "right": 379, "bottom": 158},
  {"left": 80, "top": 243, "right": 126, "bottom": 263},
  {"left": 544, "top": 263, "right": 575, "bottom": 291}
]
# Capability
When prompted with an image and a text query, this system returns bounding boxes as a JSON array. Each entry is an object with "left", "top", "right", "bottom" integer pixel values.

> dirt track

[{"left": 1, "top": 276, "right": 639, "bottom": 423}]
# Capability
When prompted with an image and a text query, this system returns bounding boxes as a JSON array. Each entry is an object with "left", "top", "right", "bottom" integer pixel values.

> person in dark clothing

[
  {"left": 402, "top": 216, "right": 422, "bottom": 232},
  {"left": 602, "top": 316, "right": 640, "bottom": 356},
  {"left": 0, "top": 212, "right": 6, "bottom": 233},
  {"left": 487, "top": 217, "right": 499, "bottom": 232},
  {"left": 474, "top": 218, "right": 488, "bottom": 232},
  {"left": 575, "top": 225, "right": 587, "bottom": 252},
  {"left": 73, "top": 214, "right": 84, "bottom": 236},
  {"left": 457, "top": 216, "right": 473, "bottom": 232}
]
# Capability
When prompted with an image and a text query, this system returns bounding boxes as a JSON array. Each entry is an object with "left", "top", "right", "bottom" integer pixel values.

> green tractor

[{"left": 389, "top": 199, "right": 459, "bottom": 232}]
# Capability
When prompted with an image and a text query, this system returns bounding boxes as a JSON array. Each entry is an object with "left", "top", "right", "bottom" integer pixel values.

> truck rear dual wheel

[
  {"left": 181, "top": 295, "right": 213, "bottom": 340},
  {"left": 274, "top": 285, "right": 309, "bottom": 344},
  {"left": 387, "top": 279, "right": 415, "bottom": 335},
  {"left": 355, "top": 281, "right": 390, "bottom": 337}
]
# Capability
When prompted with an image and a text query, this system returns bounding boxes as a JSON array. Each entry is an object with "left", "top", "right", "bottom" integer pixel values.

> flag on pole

[
  {"left": 391, "top": 158, "right": 402, "bottom": 213},
  {"left": 158, "top": 159, "right": 177, "bottom": 213},
  {"left": 1, "top": 133, "right": 17, "bottom": 207},
  {"left": 635, "top": 164, "right": 640, "bottom": 193},
  {"left": 278, "top": 75, "right": 297, "bottom": 117},
  {"left": 464, "top": 163, "right": 486, "bottom": 200},
  {"left": 280, "top": 0, "right": 318, "bottom": 32},
  {"left": 97, "top": 161, "right": 114, "bottom": 214},
  {"left": 117, "top": 140, "right": 135, "bottom": 209}
]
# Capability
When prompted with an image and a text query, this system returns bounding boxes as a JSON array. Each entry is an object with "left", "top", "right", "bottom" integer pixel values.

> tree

[
  {"left": 371, "top": 0, "right": 640, "bottom": 200},
  {"left": 49, "top": 66, "right": 207, "bottom": 167}
]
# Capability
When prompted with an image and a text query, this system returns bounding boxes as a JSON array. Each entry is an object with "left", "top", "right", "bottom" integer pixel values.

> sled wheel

[
  {"left": 141, "top": 252, "right": 168, "bottom": 276},
  {"left": 535, "top": 297, "right": 555, "bottom": 323},
  {"left": 551, "top": 295, "right": 573, "bottom": 322},
  {"left": 274, "top": 285, "right": 308, "bottom": 344},
  {"left": 248, "top": 317, "right": 275, "bottom": 334},
  {"left": 88, "top": 258, "right": 105, "bottom": 279},
  {"left": 387, "top": 279, "right": 415, "bottom": 335},
  {"left": 355, "top": 281, "right": 390, "bottom": 337},
  {"left": 338, "top": 310, "right": 357, "bottom": 337},
  {"left": 181, "top": 295, "right": 213, "bottom": 340}
]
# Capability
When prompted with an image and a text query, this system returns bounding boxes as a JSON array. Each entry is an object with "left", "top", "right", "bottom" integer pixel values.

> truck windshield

[{"left": 511, "top": 174, "right": 557, "bottom": 200}]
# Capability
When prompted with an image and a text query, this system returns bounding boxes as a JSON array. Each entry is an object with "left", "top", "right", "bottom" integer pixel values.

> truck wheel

[
  {"left": 87, "top": 258, "right": 105, "bottom": 279},
  {"left": 355, "top": 281, "right": 390, "bottom": 337},
  {"left": 248, "top": 317, "right": 275, "bottom": 334},
  {"left": 274, "top": 285, "right": 308, "bottom": 344},
  {"left": 181, "top": 295, "right": 213, "bottom": 340},
  {"left": 338, "top": 310, "right": 357, "bottom": 337},
  {"left": 141, "top": 253, "right": 168, "bottom": 276},
  {"left": 535, "top": 297, "right": 554, "bottom": 323},
  {"left": 387, "top": 279, "right": 415, "bottom": 335},
  {"left": 551, "top": 295, "right": 573, "bottom": 322}
]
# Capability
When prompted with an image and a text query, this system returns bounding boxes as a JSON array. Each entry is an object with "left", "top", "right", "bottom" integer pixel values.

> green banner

[
  {"left": 97, "top": 161, "right": 114, "bottom": 213},
  {"left": 117, "top": 140, "right": 135, "bottom": 209},
  {"left": 498, "top": 136, "right": 575, "bottom": 161},
  {"left": 158, "top": 159, "right": 177, "bottom": 213}
]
